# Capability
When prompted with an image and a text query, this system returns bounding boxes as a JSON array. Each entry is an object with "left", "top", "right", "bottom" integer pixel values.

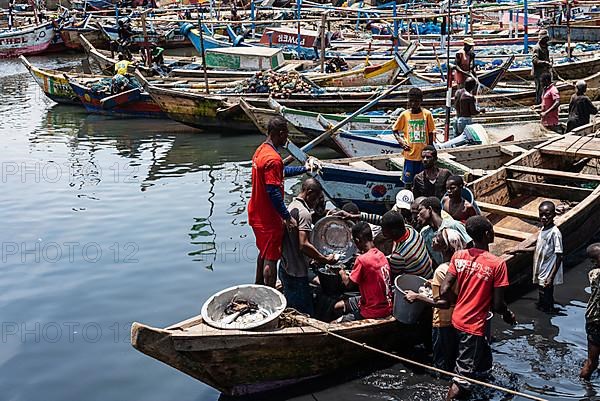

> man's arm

[
  {"left": 298, "top": 230, "right": 335, "bottom": 264},
  {"left": 284, "top": 166, "right": 307, "bottom": 177},
  {"left": 493, "top": 287, "right": 516, "bottom": 325},
  {"left": 440, "top": 271, "right": 457, "bottom": 304},
  {"left": 542, "top": 99, "right": 560, "bottom": 116},
  {"left": 546, "top": 254, "right": 563, "bottom": 287},
  {"left": 265, "top": 185, "right": 291, "bottom": 220}
]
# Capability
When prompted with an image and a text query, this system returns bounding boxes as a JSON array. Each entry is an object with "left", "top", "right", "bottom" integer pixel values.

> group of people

[{"left": 450, "top": 33, "right": 597, "bottom": 138}]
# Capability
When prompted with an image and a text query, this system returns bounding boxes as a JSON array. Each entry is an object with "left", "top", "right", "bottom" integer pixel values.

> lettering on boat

[{"left": 275, "top": 34, "right": 306, "bottom": 46}]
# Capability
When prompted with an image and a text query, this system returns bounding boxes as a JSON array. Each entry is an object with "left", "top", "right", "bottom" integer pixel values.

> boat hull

[
  {"left": 70, "top": 81, "right": 166, "bottom": 118},
  {"left": 132, "top": 315, "right": 409, "bottom": 396},
  {"left": 0, "top": 22, "right": 56, "bottom": 58},
  {"left": 20, "top": 56, "right": 81, "bottom": 105}
]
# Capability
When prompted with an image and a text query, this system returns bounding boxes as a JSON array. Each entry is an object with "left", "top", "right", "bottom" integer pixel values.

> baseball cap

[
  {"left": 395, "top": 189, "right": 414, "bottom": 211},
  {"left": 464, "top": 37, "right": 475, "bottom": 46}
]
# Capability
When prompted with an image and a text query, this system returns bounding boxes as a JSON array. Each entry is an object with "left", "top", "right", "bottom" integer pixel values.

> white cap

[{"left": 395, "top": 189, "right": 414, "bottom": 211}]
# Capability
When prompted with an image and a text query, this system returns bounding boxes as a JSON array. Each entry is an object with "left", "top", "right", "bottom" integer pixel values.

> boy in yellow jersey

[
  {"left": 114, "top": 53, "right": 132, "bottom": 76},
  {"left": 393, "top": 87, "right": 436, "bottom": 186}
]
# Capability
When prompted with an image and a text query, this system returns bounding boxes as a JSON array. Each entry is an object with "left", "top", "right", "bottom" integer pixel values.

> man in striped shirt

[{"left": 381, "top": 210, "right": 433, "bottom": 280}]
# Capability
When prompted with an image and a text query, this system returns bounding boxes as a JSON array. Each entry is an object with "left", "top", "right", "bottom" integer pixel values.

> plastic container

[
  {"left": 317, "top": 265, "right": 345, "bottom": 296},
  {"left": 393, "top": 274, "right": 429, "bottom": 324}
]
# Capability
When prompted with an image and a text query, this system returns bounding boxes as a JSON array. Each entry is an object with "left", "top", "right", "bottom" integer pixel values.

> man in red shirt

[
  {"left": 441, "top": 216, "right": 516, "bottom": 399},
  {"left": 335, "top": 221, "right": 392, "bottom": 322},
  {"left": 535, "top": 72, "right": 562, "bottom": 134},
  {"left": 454, "top": 38, "right": 476, "bottom": 88},
  {"left": 248, "top": 117, "right": 307, "bottom": 287}
]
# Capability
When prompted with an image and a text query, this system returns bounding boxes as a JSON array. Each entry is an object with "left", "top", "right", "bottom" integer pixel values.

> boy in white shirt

[{"left": 510, "top": 201, "right": 563, "bottom": 313}]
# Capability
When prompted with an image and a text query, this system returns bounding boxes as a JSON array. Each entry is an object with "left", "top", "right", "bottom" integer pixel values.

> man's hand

[
  {"left": 326, "top": 253, "right": 339, "bottom": 264},
  {"left": 502, "top": 309, "right": 517, "bottom": 325},
  {"left": 479, "top": 108, "right": 486, "bottom": 114},
  {"left": 284, "top": 217, "right": 297, "bottom": 231},
  {"left": 544, "top": 277, "right": 554, "bottom": 288},
  {"left": 332, "top": 210, "right": 358, "bottom": 220},
  {"left": 404, "top": 290, "right": 419, "bottom": 303},
  {"left": 304, "top": 156, "right": 323, "bottom": 173}
]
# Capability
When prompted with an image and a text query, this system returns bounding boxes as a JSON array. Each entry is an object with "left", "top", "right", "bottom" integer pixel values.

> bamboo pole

[
  {"left": 444, "top": 0, "right": 452, "bottom": 142},
  {"left": 196, "top": 6, "right": 210, "bottom": 94},
  {"left": 319, "top": 12, "right": 327, "bottom": 73}
]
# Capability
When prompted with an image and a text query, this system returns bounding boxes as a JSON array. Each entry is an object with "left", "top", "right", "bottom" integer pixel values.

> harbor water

[{"left": 1, "top": 55, "right": 599, "bottom": 401}]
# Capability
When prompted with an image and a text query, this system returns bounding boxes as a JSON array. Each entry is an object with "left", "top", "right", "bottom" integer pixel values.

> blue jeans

[
  {"left": 456, "top": 117, "right": 473, "bottom": 136},
  {"left": 279, "top": 267, "right": 314, "bottom": 316},
  {"left": 432, "top": 326, "right": 458, "bottom": 371}
]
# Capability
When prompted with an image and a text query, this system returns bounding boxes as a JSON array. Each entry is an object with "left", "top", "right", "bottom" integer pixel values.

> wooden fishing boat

[
  {"left": 469, "top": 134, "right": 600, "bottom": 289},
  {"left": 0, "top": 22, "right": 56, "bottom": 57},
  {"left": 20, "top": 56, "right": 82, "bottom": 105},
  {"left": 136, "top": 73, "right": 256, "bottom": 132},
  {"left": 285, "top": 138, "right": 546, "bottom": 214},
  {"left": 131, "top": 313, "right": 405, "bottom": 396},
  {"left": 69, "top": 79, "right": 167, "bottom": 119},
  {"left": 548, "top": 24, "right": 600, "bottom": 43}
]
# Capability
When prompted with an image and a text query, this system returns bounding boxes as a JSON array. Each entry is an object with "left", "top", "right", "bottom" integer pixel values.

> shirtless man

[{"left": 443, "top": 175, "right": 477, "bottom": 224}]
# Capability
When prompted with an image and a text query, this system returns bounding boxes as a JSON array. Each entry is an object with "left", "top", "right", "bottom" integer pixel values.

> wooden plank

[
  {"left": 349, "top": 161, "right": 379, "bottom": 170},
  {"left": 506, "top": 165, "right": 600, "bottom": 183},
  {"left": 500, "top": 144, "right": 527, "bottom": 157},
  {"left": 493, "top": 226, "right": 533, "bottom": 241},
  {"left": 507, "top": 178, "right": 593, "bottom": 202},
  {"left": 478, "top": 201, "right": 539, "bottom": 220}
]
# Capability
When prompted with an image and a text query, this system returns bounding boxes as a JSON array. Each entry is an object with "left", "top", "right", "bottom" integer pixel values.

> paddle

[{"left": 282, "top": 79, "right": 405, "bottom": 165}]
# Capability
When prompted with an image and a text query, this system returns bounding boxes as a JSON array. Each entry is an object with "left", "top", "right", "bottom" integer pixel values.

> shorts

[
  {"left": 402, "top": 160, "right": 424, "bottom": 185},
  {"left": 339, "top": 296, "right": 364, "bottom": 322},
  {"left": 251, "top": 225, "right": 284, "bottom": 261},
  {"left": 586, "top": 321, "right": 600, "bottom": 346},
  {"left": 453, "top": 330, "right": 492, "bottom": 389},
  {"left": 432, "top": 326, "right": 458, "bottom": 371}
]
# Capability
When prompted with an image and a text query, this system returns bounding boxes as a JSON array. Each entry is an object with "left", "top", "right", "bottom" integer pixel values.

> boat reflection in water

[{"left": 33, "top": 105, "right": 261, "bottom": 269}]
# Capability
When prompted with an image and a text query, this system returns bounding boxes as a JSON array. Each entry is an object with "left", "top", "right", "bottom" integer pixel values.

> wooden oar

[{"left": 282, "top": 79, "right": 405, "bottom": 165}]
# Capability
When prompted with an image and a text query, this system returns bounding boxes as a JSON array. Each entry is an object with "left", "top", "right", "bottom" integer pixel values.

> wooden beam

[
  {"left": 493, "top": 226, "right": 533, "bottom": 241},
  {"left": 500, "top": 144, "right": 527, "bottom": 157},
  {"left": 506, "top": 165, "right": 600, "bottom": 183},
  {"left": 507, "top": 178, "right": 593, "bottom": 202},
  {"left": 478, "top": 201, "right": 539, "bottom": 220}
]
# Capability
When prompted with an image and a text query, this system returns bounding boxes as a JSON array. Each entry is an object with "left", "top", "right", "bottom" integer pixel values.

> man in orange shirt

[
  {"left": 248, "top": 117, "right": 308, "bottom": 287},
  {"left": 393, "top": 87, "right": 436, "bottom": 186}
]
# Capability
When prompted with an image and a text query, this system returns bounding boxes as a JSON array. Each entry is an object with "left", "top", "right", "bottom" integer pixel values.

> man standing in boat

[
  {"left": 392, "top": 87, "right": 436, "bottom": 186},
  {"left": 534, "top": 72, "right": 563, "bottom": 134},
  {"left": 248, "top": 117, "right": 308, "bottom": 288},
  {"left": 532, "top": 30, "right": 552, "bottom": 105},
  {"left": 280, "top": 178, "right": 338, "bottom": 315},
  {"left": 441, "top": 216, "right": 516, "bottom": 400},
  {"left": 454, "top": 38, "right": 477, "bottom": 88}
]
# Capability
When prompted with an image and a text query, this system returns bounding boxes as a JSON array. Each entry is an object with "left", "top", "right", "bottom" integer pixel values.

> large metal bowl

[
  {"left": 311, "top": 216, "right": 357, "bottom": 263},
  {"left": 201, "top": 284, "right": 287, "bottom": 330}
]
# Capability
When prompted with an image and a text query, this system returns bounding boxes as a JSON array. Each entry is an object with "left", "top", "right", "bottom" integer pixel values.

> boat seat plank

[
  {"left": 478, "top": 201, "right": 539, "bottom": 220},
  {"left": 507, "top": 165, "right": 600, "bottom": 183},
  {"left": 507, "top": 178, "right": 592, "bottom": 202},
  {"left": 500, "top": 144, "right": 527, "bottom": 157},
  {"left": 388, "top": 157, "right": 404, "bottom": 169},
  {"left": 493, "top": 226, "right": 533, "bottom": 241},
  {"left": 349, "top": 161, "right": 379, "bottom": 171}
]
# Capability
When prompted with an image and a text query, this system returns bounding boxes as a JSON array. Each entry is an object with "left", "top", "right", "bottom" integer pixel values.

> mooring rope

[{"left": 282, "top": 311, "right": 548, "bottom": 401}]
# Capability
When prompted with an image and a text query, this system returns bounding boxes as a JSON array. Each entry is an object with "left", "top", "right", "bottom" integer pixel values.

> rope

[{"left": 282, "top": 311, "right": 548, "bottom": 401}]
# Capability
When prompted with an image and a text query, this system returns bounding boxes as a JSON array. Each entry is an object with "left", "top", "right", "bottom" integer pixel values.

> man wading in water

[
  {"left": 247, "top": 117, "right": 309, "bottom": 287},
  {"left": 441, "top": 216, "right": 516, "bottom": 400}
]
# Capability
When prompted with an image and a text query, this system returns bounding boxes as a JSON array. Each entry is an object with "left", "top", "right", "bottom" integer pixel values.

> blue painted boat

[
  {"left": 179, "top": 23, "right": 247, "bottom": 53},
  {"left": 69, "top": 80, "right": 167, "bottom": 119}
]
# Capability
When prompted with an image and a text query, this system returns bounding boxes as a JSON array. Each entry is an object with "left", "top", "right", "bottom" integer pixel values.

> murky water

[{"left": 1, "top": 54, "right": 599, "bottom": 401}]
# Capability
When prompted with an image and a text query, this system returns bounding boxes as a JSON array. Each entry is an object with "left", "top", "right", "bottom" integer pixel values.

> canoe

[
  {"left": 285, "top": 139, "right": 546, "bottom": 214},
  {"left": 20, "top": 56, "right": 82, "bottom": 105},
  {"left": 69, "top": 79, "right": 167, "bottom": 119},
  {"left": 131, "top": 312, "right": 406, "bottom": 396},
  {"left": 469, "top": 134, "right": 600, "bottom": 289},
  {"left": 0, "top": 22, "right": 56, "bottom": 58},
  {"left": 137, "top": 73, "right": 256, "bottom": 132},
  {"left": 548, "top": 24, "right": 600, "bottom": 43},
  {"left": 60, "top": 26, "right": 105, "bottom": 50}
]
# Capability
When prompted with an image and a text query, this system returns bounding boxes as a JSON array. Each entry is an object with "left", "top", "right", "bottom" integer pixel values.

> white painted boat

[{"left": 0, "top": 22, "right": 56, "bottom": 58}]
